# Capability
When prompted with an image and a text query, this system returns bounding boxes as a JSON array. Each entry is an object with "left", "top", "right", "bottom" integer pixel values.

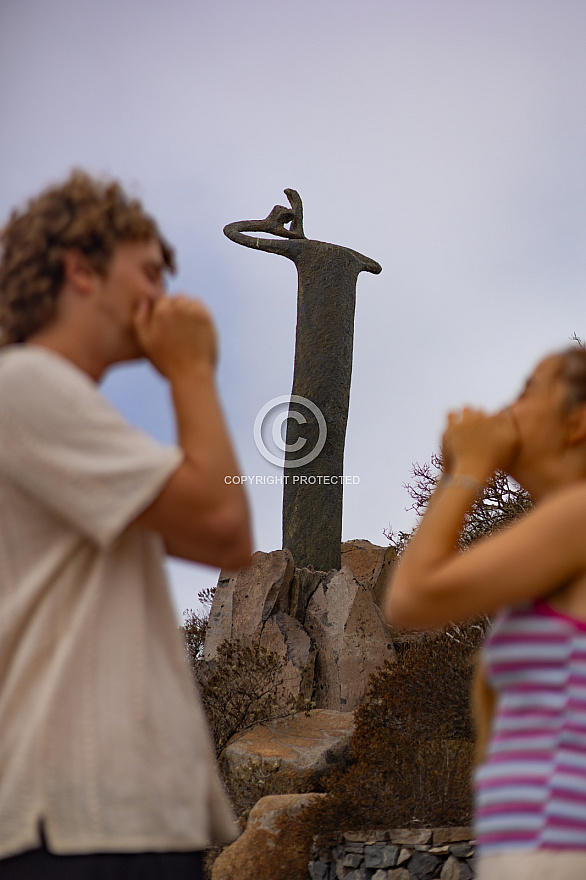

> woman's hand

[{"left": 441, "top": 406, "right": 520, "bottom": 482}]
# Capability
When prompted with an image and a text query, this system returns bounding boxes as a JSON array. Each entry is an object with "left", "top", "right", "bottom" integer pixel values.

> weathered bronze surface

[{"left": 224, "top": 190, "right": 381, "bottom": 572}]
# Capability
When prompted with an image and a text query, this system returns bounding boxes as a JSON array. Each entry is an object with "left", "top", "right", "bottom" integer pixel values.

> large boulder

[
  {"left": 305, "top": 567, "right": 395, "bottom": 711},
  {"left": 201, "top": 571, "right": 234, "bottom": 659},
  {"left": 203, "top": 550, "right": 294, "bottom": 658},
  {"left": 341, "top": 539, "right": 397, "bottom": 607},
  {"left": 202, "top": 547, "right": 397, "bottom": 714},
  {"left": 291, "top": 566, "right": 325, "bottom": 624},
  {"left": 258, "top": 611, "right": 315, "bottom": 702},
  {"left": 221, "top": 709, "right": 355, "bottom": 799},
  {"left": 211, "top": 793, "right": 324, "bottom": 880}
]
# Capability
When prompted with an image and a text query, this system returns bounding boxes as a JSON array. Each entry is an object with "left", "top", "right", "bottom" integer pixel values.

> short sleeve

[{"left": 0, "top": 347, "right": 183, "bottom": 546}]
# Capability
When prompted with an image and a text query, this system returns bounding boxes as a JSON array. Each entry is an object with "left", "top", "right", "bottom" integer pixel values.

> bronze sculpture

[{"left": 224, "top": 190, "right": 381, "bottom": 572}]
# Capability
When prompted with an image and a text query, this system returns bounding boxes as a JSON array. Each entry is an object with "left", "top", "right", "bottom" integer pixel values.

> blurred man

[{"left": 0, "top": 171, "right": 251, "bottom": 879}]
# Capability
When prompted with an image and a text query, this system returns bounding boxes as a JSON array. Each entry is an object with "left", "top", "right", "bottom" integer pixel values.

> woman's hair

[
  {"left": 558, "top": 346, "right": 586, "bottom": 410},
  {"left": 0, "top": 170, "right": 176, "bottom": 344}
]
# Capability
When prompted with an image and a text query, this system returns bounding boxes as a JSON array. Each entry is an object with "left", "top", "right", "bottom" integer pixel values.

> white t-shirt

[{"left": 0, "top": 346, "right": 238, "bottom": 858}]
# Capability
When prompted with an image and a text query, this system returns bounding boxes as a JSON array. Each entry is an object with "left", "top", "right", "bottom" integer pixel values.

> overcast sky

[{"left": 2, "top": 0, "right": 586, "bottom": 621}]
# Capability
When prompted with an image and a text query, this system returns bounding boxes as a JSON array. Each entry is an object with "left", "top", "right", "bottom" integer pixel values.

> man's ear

[
  {"left": 63, "top": 249, "right": 95, "bottom": 296},
  {"left": 567, "top": 404, "right": 586, "bottom": 445}
]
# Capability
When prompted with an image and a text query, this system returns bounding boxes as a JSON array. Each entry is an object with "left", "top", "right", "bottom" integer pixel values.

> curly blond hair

[{"left": 0, "top": 170, "right": 176, "bottom": 344}]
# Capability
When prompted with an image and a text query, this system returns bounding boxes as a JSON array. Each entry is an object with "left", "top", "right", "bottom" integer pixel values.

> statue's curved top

[{"left": 224, "top": 189, "right": 382, "bottom": 276}]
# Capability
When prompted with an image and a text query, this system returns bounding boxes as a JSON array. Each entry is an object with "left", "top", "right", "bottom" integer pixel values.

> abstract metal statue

[{"left": 224, "top": 190, "right": 381, "bottom": 572}]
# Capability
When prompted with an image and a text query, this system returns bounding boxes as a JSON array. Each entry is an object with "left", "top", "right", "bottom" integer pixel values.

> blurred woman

[{"left": 384, "top": 348, "right": 586, "bottom": 880}]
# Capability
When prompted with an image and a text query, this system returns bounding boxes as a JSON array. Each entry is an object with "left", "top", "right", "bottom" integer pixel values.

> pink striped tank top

[{"left": 475, "top": 600, "right": 586, "bottom": 853}]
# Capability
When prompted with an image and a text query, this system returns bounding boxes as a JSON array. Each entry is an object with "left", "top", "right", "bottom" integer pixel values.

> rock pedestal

[
  {"left": 304, "top": 568, "right": 394, "bottom": 710},
  {"left": 341, "top": 539, "right": 397, "bottom": 608},
  {"left": 258, "top": 612, "right": 315, "bottom": 702},
  {"left": 204, "top": 550, "right": 295, "bottom": 658},
  {"left": 203, "top": 547, "right": 395, "bottom": 713}
]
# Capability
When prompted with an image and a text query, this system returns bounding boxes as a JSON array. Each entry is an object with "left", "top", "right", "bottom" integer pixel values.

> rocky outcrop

[
  {"left": 341, "top": 539, "right": 427, "bottom": 647},
  {"left": 203, "top": 550, "right": 295, "bottom": 659},
  {"left": 291, "top": 566, "right": 324, "bottom": 622},
  {"left": 258, "top": 611, "right": 315, "bottom": 702},
  {"left": 304, "top": 567, "right": 395, "bottom": 710},
  {"left": 341, "top": 539, "right": 397, "bottom": 608},
  {"left": 203, "top": 548, "right": 396, "bottom": 713},
  {"left": 221, "top": 709, "right": 355, "bottom": 796},
  {"left": 211, "top": 793, "right": 325, "bottom": 880},
  {"left": 202, "top": 546, "right": 476, "bottom": 880}
]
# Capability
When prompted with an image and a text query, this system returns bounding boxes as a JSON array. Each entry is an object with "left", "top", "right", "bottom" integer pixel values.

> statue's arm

[
  {"left": 223, "top": 189, "right": 381, "bottom": 274},
  {"left": 223, "top": 209, "right": 294, "bottom": 256},
  {"left": 223, "top": 190, "right": 305, "bottom": 257},
  {"left": 348, "top": 247, "right": 382, "bottom": 275}
]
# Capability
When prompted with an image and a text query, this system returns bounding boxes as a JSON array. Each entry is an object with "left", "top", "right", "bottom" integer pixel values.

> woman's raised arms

[{"left": 383, "top": 479, "right": 586, "bottom": 629}]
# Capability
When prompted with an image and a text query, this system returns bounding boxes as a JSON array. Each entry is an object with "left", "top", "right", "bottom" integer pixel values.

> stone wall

[{"left": 309, "top": 827, "right": 474, "bottom": 880}]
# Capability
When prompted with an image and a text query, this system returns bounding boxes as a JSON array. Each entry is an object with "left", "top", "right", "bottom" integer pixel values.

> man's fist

[{"left": 134, "top": 295, "right": 218, "bottom": 380}]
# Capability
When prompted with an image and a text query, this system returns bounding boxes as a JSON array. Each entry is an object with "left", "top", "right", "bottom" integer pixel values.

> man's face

[{"left": 94, "top": 238, "right": 166, "bottom": 360}]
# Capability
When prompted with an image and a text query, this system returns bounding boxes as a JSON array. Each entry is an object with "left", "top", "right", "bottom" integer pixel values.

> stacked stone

[{"left": 309, "top": 827, "right": 474, "bottom": 880}]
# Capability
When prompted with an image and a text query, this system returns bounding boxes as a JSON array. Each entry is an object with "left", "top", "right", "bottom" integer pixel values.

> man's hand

[
  {"left": 131, "top": 292, "right": 252, "bottom": 569},
  {"left": 134, "top": 295, "right": 218, "bottom": 380}
]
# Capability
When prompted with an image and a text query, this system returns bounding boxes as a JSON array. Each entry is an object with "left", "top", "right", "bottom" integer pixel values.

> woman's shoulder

[
  {"left": 538, "top": 481, "right": 586, "bottom": 519},
  {"left": 522, "top": 481, "right": 586, "bottom": 570}
]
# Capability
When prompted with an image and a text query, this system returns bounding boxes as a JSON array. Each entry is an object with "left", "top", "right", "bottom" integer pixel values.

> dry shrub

[
  {"left": 182, "top": 607, "right": 209, "bottom": 666},
  {"left": 181, "top": 587, "right": 217, "bottom": 666},
  {"left": 294, "top": 624, "right": 485, "bottom": 851},
  {"left": 192, "top": 637, "right": 308, "bottom": 879},
  {"left": 386, "top": 454, "right": 532, "bottom": 554},
  {"left": 195, "top": 639, "right": 295, "bottom": 756},
  {"left": 224, "top": 764, "right": 318, "bottom": 827}
]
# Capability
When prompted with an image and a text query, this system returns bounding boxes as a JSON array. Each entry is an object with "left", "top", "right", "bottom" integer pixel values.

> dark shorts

[{"left": 0, "top": 839, "right": 204, "bottom": 880}]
